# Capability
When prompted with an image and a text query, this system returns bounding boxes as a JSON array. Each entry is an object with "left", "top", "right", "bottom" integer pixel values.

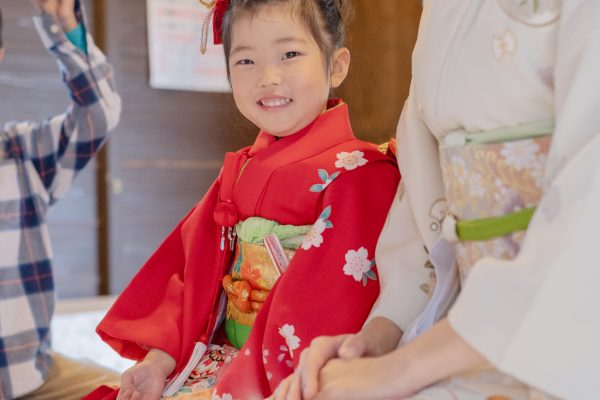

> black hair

[{"left": 221, "top": 0, "right": 352, "bottom": 76}]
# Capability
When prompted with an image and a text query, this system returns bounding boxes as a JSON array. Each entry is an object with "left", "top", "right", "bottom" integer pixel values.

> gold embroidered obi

[
  {"left": 438, "top": 121, "right": 553, "bottom": 282},
  {"left": 222, "top": 217, "right": 309, "bottom": 349}
]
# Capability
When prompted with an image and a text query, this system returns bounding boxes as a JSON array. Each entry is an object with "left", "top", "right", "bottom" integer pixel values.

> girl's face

[{"left": 228, "top": 4, "right": 348, "bottom": 137}]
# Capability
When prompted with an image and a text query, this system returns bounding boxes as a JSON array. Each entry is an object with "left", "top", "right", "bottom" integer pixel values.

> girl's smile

[
  {"left": 257, "top": 96, "right": 293, "bottom": 109},
  {"left": 228, "top": 3, "right": 348, "bottom": 137}
]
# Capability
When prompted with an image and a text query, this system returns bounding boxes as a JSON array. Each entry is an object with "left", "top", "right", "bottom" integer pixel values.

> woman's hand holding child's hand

[{"left": 268, "top": 317, "right": 403, "bottom": 400}]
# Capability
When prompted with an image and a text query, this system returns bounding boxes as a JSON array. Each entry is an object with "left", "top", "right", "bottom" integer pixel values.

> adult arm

[
  {"left": 447, "top": 2, "right": 600, "bottom": 398},
  {"left": 1, "top": 0, "right": 120, "bottom": 205}
]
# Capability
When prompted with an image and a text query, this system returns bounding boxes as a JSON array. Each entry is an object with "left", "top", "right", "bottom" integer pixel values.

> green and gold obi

[
  {"left": 222, "top": 217, "right": 310, "bottom": 349},
  {"left": 439, "top": 120, "right": 553, "bottom": 282}
]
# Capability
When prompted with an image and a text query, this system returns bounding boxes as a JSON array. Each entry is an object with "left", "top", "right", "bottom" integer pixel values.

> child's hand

[
  {"left": 117, "top": 349, "right": 176, "bottom": 400},
  {"left": 31, "top": 0, "right": 78, "bottom": 31}
]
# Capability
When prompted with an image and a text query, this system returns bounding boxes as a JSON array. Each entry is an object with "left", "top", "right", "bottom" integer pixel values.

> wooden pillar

[
  {"left": 339, "top": 0, "right": 422, "bottom": 143},
  {"left": 88, "top": 0, "right": 111, "bottom": 295}
]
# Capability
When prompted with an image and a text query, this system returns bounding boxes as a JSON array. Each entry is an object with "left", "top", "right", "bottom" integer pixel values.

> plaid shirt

[{"left": 0, "top": 9, "right": 120, "bottom": 399}]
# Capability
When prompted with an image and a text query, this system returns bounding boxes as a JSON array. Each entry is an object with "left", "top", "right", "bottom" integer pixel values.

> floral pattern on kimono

[{"left": 439, "top": 136, "right": 551, "bottom": 280}]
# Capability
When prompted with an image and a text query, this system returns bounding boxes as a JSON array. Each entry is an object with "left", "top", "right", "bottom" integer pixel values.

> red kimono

[{"left": 91, "top": 101, "right": 399, "bottom": 399}]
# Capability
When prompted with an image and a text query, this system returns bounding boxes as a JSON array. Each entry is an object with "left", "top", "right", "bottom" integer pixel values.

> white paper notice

[{"left": 147, "top": 0, "right": 230, "bottom": 92}]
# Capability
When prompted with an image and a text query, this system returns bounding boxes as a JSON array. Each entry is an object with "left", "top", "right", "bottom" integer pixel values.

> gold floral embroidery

[
  {"left": 492, "top": 29, "right": 517, "bottom": 63},
  {"left": 440, "top": 136, "right": 550, "bottom": 280}
]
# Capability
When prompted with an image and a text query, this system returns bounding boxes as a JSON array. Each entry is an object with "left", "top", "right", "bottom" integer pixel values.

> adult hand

[
  {"left": 268, "top": 317, "right": 403, "bottom": 400},
  {"left": 312, "top": 355, "right": 410, "bottom": 400},
  {"left": 31, "top": 0, "right": 78, "bottom": 31},
  {"left": 116, "top": 349, "right": 176, "bottom": 400}
]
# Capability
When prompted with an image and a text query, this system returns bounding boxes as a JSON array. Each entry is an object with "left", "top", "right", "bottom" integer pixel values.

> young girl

[{"left": 85, "top": 0, "right": 399, "bottom": 399}]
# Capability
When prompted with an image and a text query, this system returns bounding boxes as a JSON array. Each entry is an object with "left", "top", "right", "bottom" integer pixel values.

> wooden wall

[{"left": 341, "top": 0, "right": 422, "bottom": 142}]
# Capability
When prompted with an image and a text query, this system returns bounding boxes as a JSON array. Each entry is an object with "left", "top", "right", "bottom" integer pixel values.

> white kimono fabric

[{"left": 370, "top": 0, "right": 600, "bottom": 399}]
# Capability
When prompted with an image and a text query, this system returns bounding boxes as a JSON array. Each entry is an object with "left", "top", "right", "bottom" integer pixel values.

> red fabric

[
  {"left": 94, "top": 101, "right": 400, "bottom": 399},
  {"left": 82, "top": 385, "right": 119, "bottom": 400},
  {"left": 213, "top": 0, "right": 229, "bottom": 45}
]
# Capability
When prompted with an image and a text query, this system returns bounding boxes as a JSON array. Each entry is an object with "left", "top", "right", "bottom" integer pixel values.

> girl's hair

[{"left": 221, "top": 0, "right": 352, "bottom": 75}]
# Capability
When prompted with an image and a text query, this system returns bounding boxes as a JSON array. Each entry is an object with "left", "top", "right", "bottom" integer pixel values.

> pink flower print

[
  {"left": 301, "top": 206, "right": 333, "bottom": 250},
  {"left": 335, "top": 151, "right": 368, "bottom": 171},
  {"left": 343, "top": 247, "right": 377, "bottom": 286}
]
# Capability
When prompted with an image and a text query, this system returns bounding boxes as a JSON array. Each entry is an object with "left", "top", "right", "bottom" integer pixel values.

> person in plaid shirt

[{"left": 0, "top": 0, "right": 121, "bottom": 398}]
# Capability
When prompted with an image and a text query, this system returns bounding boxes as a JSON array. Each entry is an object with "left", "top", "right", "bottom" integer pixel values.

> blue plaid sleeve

[{"left": 1, "top": 11, "right": 121, "bottom": 205}]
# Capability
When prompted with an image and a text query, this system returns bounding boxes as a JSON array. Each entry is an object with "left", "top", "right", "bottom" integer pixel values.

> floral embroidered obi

[
  {"left": 438, "top": 121, "right": 553, "bottom": 283},
  {"left": 222, "top": 217, "right": 310, "bottom": 349}
]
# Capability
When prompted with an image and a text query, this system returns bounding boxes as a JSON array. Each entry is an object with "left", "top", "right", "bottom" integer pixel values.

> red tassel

[{"left": 213, "top": 150, "right": 248, "bottom": 227}]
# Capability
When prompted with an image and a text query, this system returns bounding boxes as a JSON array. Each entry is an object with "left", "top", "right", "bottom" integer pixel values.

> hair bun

[{"left": 325, "top": 0, "right": 354, "bottom": 25}]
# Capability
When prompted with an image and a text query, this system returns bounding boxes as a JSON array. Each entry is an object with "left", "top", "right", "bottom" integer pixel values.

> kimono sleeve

[
  {"left": 448, "top": 2, "right": 600, "bottom": 398},
  {"left": 368, "top": 86, "right": 439, "bottom": 334},
  {"left": 368, "top": 186, "right": 431, "bottom": 333},
  {"left": 97, "top": 178, "right": 222, "bottom": 363},
  {"left": 260, "top": 159, "right": 400, "bottom": 369}
]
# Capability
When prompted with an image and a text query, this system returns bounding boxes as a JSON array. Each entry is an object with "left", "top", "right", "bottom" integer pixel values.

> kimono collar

[
  {"left": 248, "top": 99, "right": 353, "bottom": 156},
  {"left": 214, "top": 99, "right": 354, "bottom": 228}
]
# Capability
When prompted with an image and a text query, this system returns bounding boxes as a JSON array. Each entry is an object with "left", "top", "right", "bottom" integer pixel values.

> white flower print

[
  {"left": 301, "top": 218, "right": 326, "bottom": 250},
  {"left": 301, "top": 206, "right": 333, "bottom": 250},
  {"left": 530, "top": 153, "right": 548, "bottom": 189},
  {"left": 342, "top": 247, "right": 377, "bottom": 286},
  {"left": 467, "top": 172, "right": 485, "bottom": 198},
  {"left": 267, "top": 371, "right": 273, "bottom": 380},
  {"left": 244, "top": 348, "right": 251, "bottom": 356},
  {"left": 277, "top": 345, "right": 288, "bottom": 363},
  {"left": 335, "top": 150, "right": 368, "bottom": 171},
  {"left": 493, "top": 178, "right": 507, "bottom": 203},
  {"left": 263, "top": 349, "right": 270, "bottom": 364},
  {"left": 501, "top": 139, "right": 540, "bottom": 171},
  {"left": 279, "top": 324, "right": 301, "bottom": 357},
  {"left": 451, "top": 155, "right": 468, "bottom": 184}
]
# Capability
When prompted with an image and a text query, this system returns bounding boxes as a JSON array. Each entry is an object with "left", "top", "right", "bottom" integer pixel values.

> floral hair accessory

[{"left": 198, "top": 0, "right": 229, "bottom": 53}]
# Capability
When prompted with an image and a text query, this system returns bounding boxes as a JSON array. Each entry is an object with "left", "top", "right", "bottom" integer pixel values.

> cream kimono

[{"left": 371, "top": 0, "right": 600, "bottom": 399}]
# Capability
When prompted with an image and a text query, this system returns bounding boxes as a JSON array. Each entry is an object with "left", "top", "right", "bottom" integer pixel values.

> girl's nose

[{"left": 258, "top": 65, "right": 282, "bottom": 87}]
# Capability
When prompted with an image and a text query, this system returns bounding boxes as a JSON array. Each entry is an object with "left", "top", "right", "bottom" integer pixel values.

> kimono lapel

[{"left": 244, "top": 101, "right": 354, "bottom": 209}]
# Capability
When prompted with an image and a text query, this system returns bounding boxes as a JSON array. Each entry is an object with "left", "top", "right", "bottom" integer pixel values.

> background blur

[{"left": 0, "top": 0, "right": 422, "bottom": 299}]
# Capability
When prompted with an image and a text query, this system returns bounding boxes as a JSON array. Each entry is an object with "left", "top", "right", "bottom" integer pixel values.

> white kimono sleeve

[
  {"left": 369, "top": 87, "right": 440, "bottom": 333},
  {"left": 448, "top": 2, "right": 600, "bottom": 398}
]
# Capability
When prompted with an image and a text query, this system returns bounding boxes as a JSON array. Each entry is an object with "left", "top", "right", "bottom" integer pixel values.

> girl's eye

[
  {"left": 236, "top": 59, "right": 254, "bottom": 65},
  {"left": 283, "top": 51, "right": 300, "bottom": 60}
]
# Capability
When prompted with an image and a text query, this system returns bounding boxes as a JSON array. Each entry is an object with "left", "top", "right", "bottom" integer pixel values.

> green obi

[{"left": 223, "top": 217, "right": 310, "bottom": 349}]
